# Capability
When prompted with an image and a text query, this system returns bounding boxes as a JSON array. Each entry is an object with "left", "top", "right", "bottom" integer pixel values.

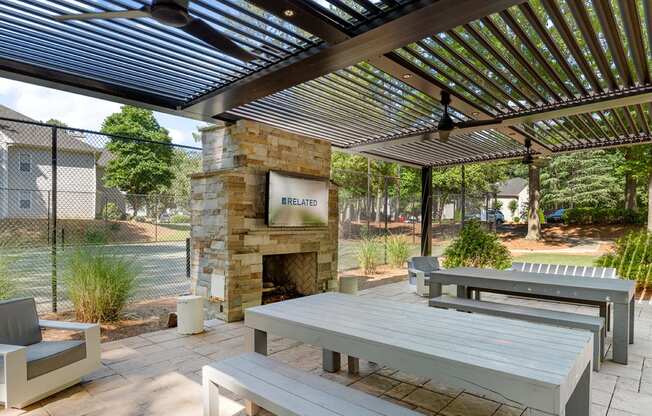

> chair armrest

[
  {"left": 408, "top": 268, "right": 426, "bottom": 277},
  {"left": 39, "top": 320, "right": 98, "bottom": 331},
  {"left": 0, "top": 344, "right": 25, "bottom": 356}
]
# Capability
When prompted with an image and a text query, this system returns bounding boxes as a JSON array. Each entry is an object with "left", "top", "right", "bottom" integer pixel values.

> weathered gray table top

[
  {"left": 431, "top": 267, "right": 636, "bottom": 303},
  {"left": 245, "top": 292, "right": 593, "bottom": 414}
]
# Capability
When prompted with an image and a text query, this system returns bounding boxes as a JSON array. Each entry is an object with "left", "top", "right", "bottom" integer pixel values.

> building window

[
  {"left": 19, "top": 153, "right": 31, "bottom": 172},
  {"left": 19, "top": 190, "right": 31, "bottom": 210}
]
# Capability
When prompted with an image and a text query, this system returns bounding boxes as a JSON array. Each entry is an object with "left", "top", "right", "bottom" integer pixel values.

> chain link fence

[
  {"left": 333, "top": 160, "right": 498, "bottom": 277},
  {"left": 0, "top": 116, "right": 201, "bottom": 312}
]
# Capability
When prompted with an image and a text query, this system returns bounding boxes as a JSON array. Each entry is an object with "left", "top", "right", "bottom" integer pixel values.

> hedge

[{"left": 562, "top": 208, "right": 646, "bottom": 225}]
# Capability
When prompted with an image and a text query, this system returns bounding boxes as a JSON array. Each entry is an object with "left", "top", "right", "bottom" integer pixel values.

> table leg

[
  {"left": 629, "top": 298, "right": 635, "bottom": 344},
  {"left": 244, "top": 328, "right": 266, "bottom": 416},
  {"left": 245, "top": 328, "right": 267, "bottom": 355},
  {"left": 323, "top": 349, "right": 341, "bottom": 372},
  {"left": 458, "top": 285, "right": 468, "bottom": 299},
  {"left": 348, "top": 356, "right": 360, "bottom": 374},
  {"left": 202, "top": 372, "right": 220, "bottom": 416},
  {"left": 564, "top": 362, "right": 591, "bottom": 416},
  {"left": 430, "top": 279, "right": 442, "bottom": 298},
  {"left": 613, "top": 302, "right": 630, "bottom": 365},
  {"left": 599, "top": 303, "right": 607, "bottom": 329}
]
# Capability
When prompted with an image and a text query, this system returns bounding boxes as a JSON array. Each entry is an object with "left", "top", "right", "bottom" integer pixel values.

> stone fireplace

[
  {"left": 262, "top": 252, "right": 317, "bottom": 303},
  {"left": 190, "top": 120, "right": 338, "bottom": 322}
]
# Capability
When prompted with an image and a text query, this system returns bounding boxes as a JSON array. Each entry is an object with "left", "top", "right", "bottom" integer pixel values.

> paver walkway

[{"left": 2, "top": 280, "right": 652, "bottom": 416}]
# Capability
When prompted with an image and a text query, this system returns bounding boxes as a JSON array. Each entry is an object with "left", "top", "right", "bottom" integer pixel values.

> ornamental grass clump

[
  {"left": 597, "top": 230, "right": 652, "bottom": 288},
  {"left": 65, "top": 248, "right": 139, "bottom": 322},
  {"left": 356, "top": 236, "right": 381, "bottom": 275},
  {"left": 386, "top": 234, "right": 410, "bottom": 268},
  {"left": 443, "top": 220, "right": 511, "bottom": 269}
]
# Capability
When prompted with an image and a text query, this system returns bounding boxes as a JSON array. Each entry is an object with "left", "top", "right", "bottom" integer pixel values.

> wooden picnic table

[
  {"left": 429, "top": 267, "right": 637, "bottom": 365},
  {"left": 245, "top": 293, "right": 594, "bottom": 416}
]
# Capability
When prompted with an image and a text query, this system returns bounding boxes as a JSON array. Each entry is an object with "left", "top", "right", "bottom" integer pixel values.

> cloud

[
  {"left": 0, "top": 77, "right": 203, "bottom": 147},
  {"left": 1, "top": 78, "right": 120, "bottom": 129}
]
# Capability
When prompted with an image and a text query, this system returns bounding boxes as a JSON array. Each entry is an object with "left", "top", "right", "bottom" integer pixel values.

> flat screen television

[{"left": 266, "top": 171, "right": 329, "bottom": 227}]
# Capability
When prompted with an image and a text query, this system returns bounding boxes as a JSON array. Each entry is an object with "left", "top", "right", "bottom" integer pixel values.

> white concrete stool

[
  {"left": 339, "top": 276, "right": 358, "bottom": 295},
  {"left": 177, "top": 295, "right": 204, "bottom": 335}
]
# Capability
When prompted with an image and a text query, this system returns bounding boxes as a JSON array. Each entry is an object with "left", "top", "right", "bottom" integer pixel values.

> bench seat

[
  {"left": 202, "top": 352, "right": 421, "bottom": 416},
  {"left": 430, "top": 295, "right": 605, "bottom": 371}
]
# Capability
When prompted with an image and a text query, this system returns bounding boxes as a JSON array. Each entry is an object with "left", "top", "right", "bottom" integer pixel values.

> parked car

[
  {"left": 465, "top": 209, "right": 505, "bottom": 224},
  {"left": 159, "top": 212, "right": 171, "bottom": 223},
  {"left": 546, "top": 208, "right": 566, "bottom": 223},
  {"left": 406, "top": 215, "right": 419, "bottom": 224}
]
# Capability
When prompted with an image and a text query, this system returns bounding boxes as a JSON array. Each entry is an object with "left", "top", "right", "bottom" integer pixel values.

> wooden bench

[
  {"left": 430, "top": 295, "right": 605, "bottom": 371},
  {"left": 202, "top": 352, "right": 422, "bottom": 416}
]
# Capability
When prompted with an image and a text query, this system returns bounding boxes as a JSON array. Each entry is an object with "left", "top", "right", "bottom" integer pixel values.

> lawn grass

[{"left": 511, "top": 252, "right": 600, "bottom": 267}]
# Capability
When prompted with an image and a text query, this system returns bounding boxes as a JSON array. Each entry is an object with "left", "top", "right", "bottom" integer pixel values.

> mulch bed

[{"left": 40, "top": 297, "right": 177, "bottom": 343}]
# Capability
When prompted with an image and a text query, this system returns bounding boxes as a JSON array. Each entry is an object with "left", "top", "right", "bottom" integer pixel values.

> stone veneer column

[{"left": 190, "top": 120, "right": 338, "bottom": 322}]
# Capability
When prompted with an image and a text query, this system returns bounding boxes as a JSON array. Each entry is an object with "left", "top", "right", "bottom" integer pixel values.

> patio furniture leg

[
  {"left": 564, "top": 362, "right": 591, "bottom": 416},
  {"left": 613, "top": 302, "right": 630, "bottom": 364},
  {"left": 323, "top": 349, "right": 341, "bottom": 372},
  {"left": 244, "top": 328, "right": 266, "bottom": 415},
  {"left": 430, "top": 281, "right": 442, "bottom": 298},
  {"left": 629, "top": 298, "right": 635, "bottom": 344},
  {"left": 245, "top": 329, "right": 267, "bottom": 355},
  {"left": 348, "top": 356, "right": 360, "bottom": 374},
  {"left": 458, "top": 285, "right": 468, "bottom": 299},
  {"left": 599, "top": 303, "right": 607, "bottom": 331},
  {"left": 202, "top": 372, "right": 220, "bottom": 416}
]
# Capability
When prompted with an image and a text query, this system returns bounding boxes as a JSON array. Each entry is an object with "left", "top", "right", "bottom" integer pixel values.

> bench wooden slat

[{"left": 204, "top": 353, "right": 421, "bottom": 416}]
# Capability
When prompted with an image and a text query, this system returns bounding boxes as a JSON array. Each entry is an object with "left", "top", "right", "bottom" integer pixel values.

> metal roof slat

[{"left": 592, "top": 0, "right": 634, "bottom": 87}]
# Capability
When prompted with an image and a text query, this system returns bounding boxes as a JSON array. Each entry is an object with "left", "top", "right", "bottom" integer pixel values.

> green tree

[
  {"left": 540, "top": 150, "right": 624, "bottom": 210},
  {"left": 508, "top": 199, "right": 518, "bottom": 218},
  {"left": 44, "top": 118, "right": 69, "bottom": 127},
  {"left": 168, "top": 149, "right": 201, "bottom": 204},
  {"left": 100, "top": 106, "right": 174, "bottom": 214}
]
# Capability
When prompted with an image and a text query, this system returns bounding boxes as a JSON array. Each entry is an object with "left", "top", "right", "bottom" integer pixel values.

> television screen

[{"left": 267, "top": 171, "right": 329, "bottom": 227}]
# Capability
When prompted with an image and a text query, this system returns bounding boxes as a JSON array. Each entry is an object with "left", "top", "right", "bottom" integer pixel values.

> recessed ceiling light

[
  {"left": 471, "top": 111, "right": 480, "bottom": 116},
  {"left": 402, "top": 73, "right": 412, "bottom": 79},
  {"left": 284, "top": 9, "right": 295, "bottom": 17}
]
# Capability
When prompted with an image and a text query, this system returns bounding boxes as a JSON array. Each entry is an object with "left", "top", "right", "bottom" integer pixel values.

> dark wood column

[{"left": 421, "top": 166, "right": 433, "bottom": 256}]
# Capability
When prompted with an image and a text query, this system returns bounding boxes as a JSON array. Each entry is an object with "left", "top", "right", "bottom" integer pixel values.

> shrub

[
  {"left": 512, "top": 216, "right": 520, "bottom": 224},
  {"left": 64, "top": 248, "right": 139, "bottom": 322},
  {"left": 84, "top": 229, "right": 108, "bottom": 245},
  {"left": 102, "top": 202, "right": 124, "bottom": 221},
  {"left": 0, "top": 258, "right": 17, "bottom": 300},
  {"left": 562, "top": 207, "right": 645, "bottom": 225},
  {"left": 386, "top": 234, "right": 410, "bottom": 268},
  {"left": 596, "top": 230, "right": 652, "bottom": 287},
  {"left": 508, "top": 200, "right": 518, "bottom": 218},
  {"left": 170, "top": 214, "right": 191, "bottom": 224},
  {"left": 443, "top": 221, "right": 511, "bottom": 269},
  {"left": 356, "top": 236, "right": 381, "bottom": 274}
]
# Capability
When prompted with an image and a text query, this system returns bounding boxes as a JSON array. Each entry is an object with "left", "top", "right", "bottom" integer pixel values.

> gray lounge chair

[
  {"left": 0, "top": 297, "right": 100, "bottom": 408},
  {"left": 408, "top": 256, "right": 440, "bottom": 297}
]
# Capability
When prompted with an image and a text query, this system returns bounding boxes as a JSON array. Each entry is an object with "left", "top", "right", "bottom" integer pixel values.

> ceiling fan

[
  {"left": 52, "top": 0, "right": 257, "bottom": 62},
  {"left": 436, "top": 91, "right": 503, "bottom": 142}
]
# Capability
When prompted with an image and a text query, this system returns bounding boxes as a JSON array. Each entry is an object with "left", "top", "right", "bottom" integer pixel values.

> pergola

[{"left": 1, "top": 0, "right": 651, "bottom": 246}]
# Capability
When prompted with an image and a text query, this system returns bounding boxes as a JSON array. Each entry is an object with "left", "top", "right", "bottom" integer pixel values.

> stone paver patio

[{"left": 2, "top": 281, "right": 652, "bottom": 416}]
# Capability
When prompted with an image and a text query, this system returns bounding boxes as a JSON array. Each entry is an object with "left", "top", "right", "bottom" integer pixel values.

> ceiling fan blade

[
  {"left": 182, "top": 18, "right": 257, "bottom": 62},
  {"left": 53, "top": 8, "right": 150, "bottom": 22},
  {"left": 456, "top": 118, "right": 503, "bottom": 129}
]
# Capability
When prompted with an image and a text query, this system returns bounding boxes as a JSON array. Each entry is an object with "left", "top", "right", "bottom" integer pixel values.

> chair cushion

[
  {"left": 0, "top": 298, "right": 42, "bottom": 346},
  {"left": 0, "top": 341, "right": 87, "bottom": 384}
]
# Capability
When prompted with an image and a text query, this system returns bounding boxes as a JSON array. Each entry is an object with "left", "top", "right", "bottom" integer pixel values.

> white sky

[{"left": 0, "top": 77, "right": 206, "bottom": 148}]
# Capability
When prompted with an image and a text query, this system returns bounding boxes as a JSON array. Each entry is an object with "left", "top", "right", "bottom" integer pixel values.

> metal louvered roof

[{"left": 2, "top": 0, "right": 652, "bottom": 167}]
